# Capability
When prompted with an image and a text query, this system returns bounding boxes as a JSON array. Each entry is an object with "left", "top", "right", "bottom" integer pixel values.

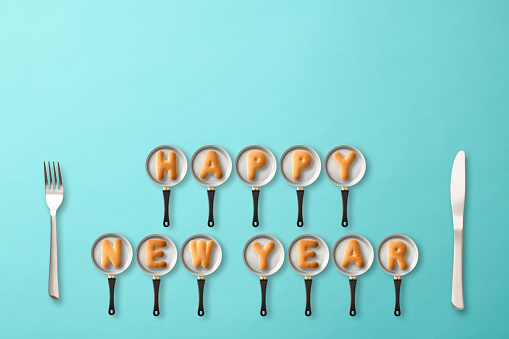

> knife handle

[{"left": 452, "top": 230, "right": 464, "bottom": 310}]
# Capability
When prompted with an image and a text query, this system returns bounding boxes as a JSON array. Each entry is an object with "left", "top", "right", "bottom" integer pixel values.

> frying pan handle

[
  {"left": 260, "top": 278, "right": 267, "bottom": 316},
  {"left": 341, "top": 189, "right": 349, "bottom": 227},
  {"left": 197, "top": 278, "right": 205, "bottom": 316},
  {"left": 252, "top": 189, "right": 260, "bottom": 227},
  {"left": 153, "top": 278, "right": 161, "bottom": 316},
  {"left": 394, "top": 278, "right": 402, "bottom": 316},
  {"left": 296, "top": 189, "right": 304, "bottom": 227},
  {"left": 108, "top": 277, "right": 116, "bottom": 315},
  {"left": 305, "top": 278, "right": 312, "bottom": 316},
  {"left": 163, "top": 189, "right": 171, "bottom": 227},
  {"left": 349, "top": 278, "right": 357, "bottom": 316},
  {"left": 207, "top": 190, "right": 215, "bottom": 227}
]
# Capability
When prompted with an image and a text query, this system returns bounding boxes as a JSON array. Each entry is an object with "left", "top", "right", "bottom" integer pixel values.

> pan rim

[
  {"left": 135, "top": 234, "right": 178, "bottom": 276},
  {"left": 324, "top": 145, "right": 366, "bottom": 187},
  {"left": 331, "top": 234, "right": 374, "bottom": 277},
  {"left": 91, "top": 233, "right": 133, "bottom": 275},
  {"left": 376, "top": 234, "right": 419, "bottom": 276},
  {"left": 279, "top": 145, "right": 321, "bottom": 187},
  {"left": 145, "top": 145, "right": 188, "bottom": 187},
  {"left": 190, "top": 145, "right": 232, "bottom": 187},
  {"left": 180, "top": 234, "right": 222, "bottom": 276},
  {"left": 242, "top": 234, "right": 284, "bottom": 276},
  {"left": 287, "top": 234, "right": 329, "bottom": 276},
  {"left": 234, "top": 145, "right": 277, "bottom": 187}
]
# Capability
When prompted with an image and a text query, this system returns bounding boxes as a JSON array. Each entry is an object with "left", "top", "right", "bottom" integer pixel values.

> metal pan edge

[
  {"left": 235, "top": 145, "right": 277, "bottom": 187},
  {"left": 190, "top": 145, "right": 232, "bottom": 187},
  {"left": 324, "top": 145, "right": 366, "bottom": 187},
  {"left": 376, "top": 234, "right": 419, "bottom": 276},
  {"left": 135, "top": 234, "right": 178, "bottom": 276},
  {"left": 287, "top": 234, "right": 329, "bottom": 276},
  {"left": 91, "top": 233, "right": 133, "bottom": 275},
  {"left": 145, "top": 145, "right": 188, "bottom": 187},
  {"left": 279, "top": 145, "right": 321, "bottom": 187},
  {"left": 180, "top": 234, "right": 222, "bottom": 276},
  {"left": 242, "top": 234, "right": 284, "bottom": 276},
  {"left": 331, "top": 234, "right": 374, "bottom": 277}
]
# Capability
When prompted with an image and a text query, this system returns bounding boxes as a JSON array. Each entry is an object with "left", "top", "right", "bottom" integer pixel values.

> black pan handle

[
  {"left": 394, "top": 278, "right": 401, "bottom": 316},
  {"left": 163, "top": 189, "right": 171, "bottom": 227},
  {"left": 207, "top": 190, "right": 215, "bottom": 227},
  {"left": 153, "top": 278, "right": 161, "bottom": 316},
  {"left": 296, "top": 189, "right": 304, "bottom": 227},
  {"left": 341, "top": 189, "right": 349, "bottom": 227},
  {"left": 349, "top": 278, "right": 357, "bottom": 316},
  {"left": 108, "top": 277, "right": 116, "bottom": 315},
  {"left": 260, "top": 278, "right": 267, "bottom": 316},
  {"left": 305, "top": 278, "right": 312, "bottom": 316},
  {"left": 252, "top": 189, "right": 260, "bottom": 227},
  {"left": 197, "top": 278, "right": 205, "bottom": 316}
]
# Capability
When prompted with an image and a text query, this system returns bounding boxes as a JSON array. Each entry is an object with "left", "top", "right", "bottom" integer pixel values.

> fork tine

[
  {"left": 48, "top": 161, "right": 53, "bottom": 189},
  {"left": 44, "top": 162, "right": 48, "bottom": 188},
  {"left": 53, "top": 161, "right": 58, "bottom": 189},
  {"left": 57, "top": 162, "right": 63, "bottom": 189}
]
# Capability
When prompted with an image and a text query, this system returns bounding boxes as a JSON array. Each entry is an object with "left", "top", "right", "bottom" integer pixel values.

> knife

[{"left": 450, "top": 151, "right": 465, "bottom": 310}]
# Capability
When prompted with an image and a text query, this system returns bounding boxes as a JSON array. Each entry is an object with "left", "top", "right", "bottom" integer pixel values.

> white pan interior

[
  {"left": 287, "top": 234, "right": 329, "bottom": 276},
  {"left": 145, "top": 145, "right": 187, "bottom": 187},
  {"left": 190, "top": 145, "right": 232, "bottom": 187},
  {"left": 243, "top": 234, "right": 284, "bottom": 276},
  {"left": 135, "top": 234, "right": 177, "bottom": 276},
  {"left": 235, "top": 145, "right": 277, "bottom": 187},
  {"left": 377, "top": 234, "right": 419, "bottom": 277},
  {"left": 279, "top": 145, "right": 321, "bottom": 187},
  {"left": 324, "top": 145, "right": 366, "bottom": 187},
  {"left": 180, "top": 234, "right": 222, "bottom": 276},
  {"left": 91, "top": 233, "right": 133, "bottom": 275},
  {"left": 332, "top": 234, "right": 373, "bottom": 277}
]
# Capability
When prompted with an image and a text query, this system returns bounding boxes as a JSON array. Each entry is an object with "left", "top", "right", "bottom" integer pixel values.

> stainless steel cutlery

[
  {"left": 450, "top": 151, "right": 465, "bottom": 310},
  {"left": 44, "top": 162, "right": 63, "bottom": 300}
]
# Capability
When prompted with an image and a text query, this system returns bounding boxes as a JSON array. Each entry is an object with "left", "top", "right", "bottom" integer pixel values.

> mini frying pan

[
  {"left": 242, "top": 234, "right": 284, "bottom": 316},
  {"left": 135, "top": 234, "right": 178, "bottom": 316},
  {"left": 180, "top": 234, "right": 222, "bottom": 316},
  {"left": 91, "top": 233, "right": 133, "bottom": 315},
  {"left": 287, "top": 234, "right": 329, "bottom": 316},
  {"left": 190, "top": 145, "right": 232, "bottom": 227},
  {"left": 331, "top": 234, "right": 374, "bottom": 316},
  {"left": 279, "top": 145, "right": 321, "bottom": 227},
  {"left": 324, "top": 145, "right": 366, "bottom": 227},
  {"left": 376, "top": 234, "right": 419, "bottom": 316},
  {"left": 146, "top": 145, "right": 188, "bottom": 227},
  {"left": 234, "top": 145, "right": 277, "bottom": 227}
]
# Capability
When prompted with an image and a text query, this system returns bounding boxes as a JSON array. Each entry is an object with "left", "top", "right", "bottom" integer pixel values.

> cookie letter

[
  {"left": 156, "top": 150, "right": 178, "bottom": 180},
  {"left": 298, "top": 240, "right": 319, "bottom": 269},
  {"left": 247, "top": 150, "right": 267, "bottom": 181},
  {"left": 292, "top": 150, "right": 312, "bottom": 180},
  {"left": 333, "top": 151, "right": 356, "bottom": 180},
  {"left": 252, "top": 241, "right": 275, "bottom": 270},
  {"left": 189, "top": 239, "right": 215, "bottom": 269},
  {"left": 387, "top": 241, "right": 408, "bottom": 270},
  {"left": 341, "top": 239, "right": 365, "bottom": 268},
  {"left": 101, "top": 239, "right": 122, "bottom": 268},
  {"left": 146, "top": 239, "right": 168, "bottom": 269},
  {"left": 199, "top": 150, "right": 223, "bottom": 179}
]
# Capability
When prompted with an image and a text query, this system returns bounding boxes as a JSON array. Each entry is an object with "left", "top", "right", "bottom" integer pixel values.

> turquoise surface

[{"left": 1, "top": 1, "right": 508, "bottom": 337}]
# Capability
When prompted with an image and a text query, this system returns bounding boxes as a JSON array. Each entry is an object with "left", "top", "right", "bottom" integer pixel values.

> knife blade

[{"left": 451, "top": 150, "right": 465, "bottom": 310}]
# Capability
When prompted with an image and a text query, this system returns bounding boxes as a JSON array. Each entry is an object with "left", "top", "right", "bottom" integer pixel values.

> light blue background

[{"left": 1, "top": 1, "right": 508, "bottom": 338}]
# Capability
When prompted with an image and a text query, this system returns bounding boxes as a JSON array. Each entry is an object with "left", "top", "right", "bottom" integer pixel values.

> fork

[{"left": 44, "top": 162, "right": 64, "bottom": 300}]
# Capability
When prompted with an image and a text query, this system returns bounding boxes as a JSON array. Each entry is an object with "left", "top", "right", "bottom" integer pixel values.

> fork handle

[{"left": 49, "top": 213, "right": 59, "bottom": 299}]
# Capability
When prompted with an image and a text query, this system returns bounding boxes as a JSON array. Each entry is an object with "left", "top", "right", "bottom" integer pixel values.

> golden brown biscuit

[
  {"left": 298, "top": 240, "right": 319, "bottom": 269},
  {"left": 199, "top": 150, "right": 223, "bottom": 179},
  {"left": 156, "top": 150, "right": 178, "bottom": 181},
  {"left": 333, "top": 151, "right": 357, "bottom": 180},
  {"left": 247, "top": 150, "right": 267, "bottom": 181},
  {"left": 292, "top": 150, "right": 312, "bottom": 181},
  {"left": 146, "top": 239, "right": 168, "bottom": 269},
  {"left": 101, "top": 239, "right": 123, "bottom": 268},
  {"left": 252, "top": 241, "right": 275, "bottom": 270},
  {"left": 340, "top": 239, "right": 365, "bottom": 268},
  {"left": 387, "top": 240, "right": 408, "bottom": 270},
  {"left": 190, "top": 239, "right": 215, "bottom": 269}
]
